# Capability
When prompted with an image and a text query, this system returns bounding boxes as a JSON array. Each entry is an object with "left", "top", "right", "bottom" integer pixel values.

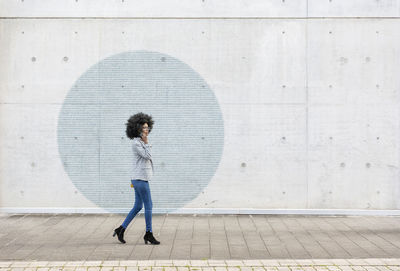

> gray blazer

[{"left": 131, "top": 137, "right": 154, "bottom": 181}]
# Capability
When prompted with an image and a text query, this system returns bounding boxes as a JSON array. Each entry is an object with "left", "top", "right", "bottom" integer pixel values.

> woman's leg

[
  {"left": 138, "top": 182, "right": 159, "bottom": 245},
  {"left": 121, "top": 180, "right": 144, "bottom": 229},
  {"left": 142, "top": 181, "right": 153, "bottom": 232}
]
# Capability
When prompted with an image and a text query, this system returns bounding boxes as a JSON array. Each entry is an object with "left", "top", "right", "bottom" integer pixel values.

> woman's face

[{"left": 142, "top": 123, "right": 150, "bottom": 137}]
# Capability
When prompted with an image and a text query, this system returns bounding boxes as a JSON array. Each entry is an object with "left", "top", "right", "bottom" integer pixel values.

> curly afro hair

[{"left": 125, "top": 112, "right": 154, "bottom": 139}]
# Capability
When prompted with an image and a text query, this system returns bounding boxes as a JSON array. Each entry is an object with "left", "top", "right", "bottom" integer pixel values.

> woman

[{"left": 113, "top": 112, "right": 160, "bottom": 245}]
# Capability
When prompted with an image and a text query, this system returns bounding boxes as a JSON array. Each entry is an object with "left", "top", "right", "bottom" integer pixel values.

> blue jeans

[{"left": 122, "top": 179, "right": 153, "bottom": 232}]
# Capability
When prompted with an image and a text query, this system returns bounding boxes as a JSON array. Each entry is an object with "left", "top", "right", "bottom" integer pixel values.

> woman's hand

[
  {"left": 141, "top": 134, "right": 149, "bottom": 144},
  {"left": 141, "top": 124, "right": 150, "bottom": 144}
]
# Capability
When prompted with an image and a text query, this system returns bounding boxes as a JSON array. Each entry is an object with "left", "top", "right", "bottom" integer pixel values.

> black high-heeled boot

[
  {"left": 113, "top": 225, "right": 126, "bottom": 244},
  {"left": 143, "top": 231, "right": 160, "bottom": 245}
]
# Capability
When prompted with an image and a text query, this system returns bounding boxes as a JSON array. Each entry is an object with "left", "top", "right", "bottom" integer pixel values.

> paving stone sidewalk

[
  {"left": 1, "top": 214, "right": 400, "bottom": 261},
  {"left": 1, "top": 259, "right": 400, "bottom": 271}
]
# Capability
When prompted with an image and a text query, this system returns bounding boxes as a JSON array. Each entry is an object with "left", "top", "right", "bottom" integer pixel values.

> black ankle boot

[
  {"left": 143, "top": 231, "right": 160, "bottom": 245},
  {"left": 113, "top": 225, "right": 126, "bottom": 244}
]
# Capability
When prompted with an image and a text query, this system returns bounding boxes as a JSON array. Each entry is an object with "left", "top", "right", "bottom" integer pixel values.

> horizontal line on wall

[
  {"left": 1, "top": 207, "right": 400, "bottom": 216},
  {"left": 1, "top": 102, "right": 397, "bottom": 106},
  {"left": 0, "top": 17, "right": 400, "bottom": 20}
]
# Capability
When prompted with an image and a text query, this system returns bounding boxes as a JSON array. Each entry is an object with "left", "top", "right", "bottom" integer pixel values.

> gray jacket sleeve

[{"left": 133, "top": 140, "right": 152, "bottom": 160}]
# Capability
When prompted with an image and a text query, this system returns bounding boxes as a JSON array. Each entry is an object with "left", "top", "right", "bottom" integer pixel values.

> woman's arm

[{"left": 133, "top": 140, "right": 152, "bottom": 160}]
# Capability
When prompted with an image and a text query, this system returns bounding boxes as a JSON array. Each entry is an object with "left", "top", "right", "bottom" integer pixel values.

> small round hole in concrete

[
  {"left": 340, "top": 162, "right": 345, "bottom": 167},
  {"left": 241, "top": 162, "right": 246, "bottom": 167},
  {"left": 63, "top": 57, "right": 69, "bottom": 62},
  {"left": 366, "top": 163, "right": 371, "bottom": 168},
  {"left": 31, "top": 57, "right": 36, "bottom": 62}
]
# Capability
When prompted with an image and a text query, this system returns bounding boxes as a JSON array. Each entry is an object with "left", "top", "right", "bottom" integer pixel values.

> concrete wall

[{"left": 1, "top": 1, "right": 400, "bottom": 214}]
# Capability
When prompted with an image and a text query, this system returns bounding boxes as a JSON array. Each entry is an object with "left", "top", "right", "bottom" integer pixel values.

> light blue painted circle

[{"left": 57, "top": 51, "right": 224, "bottom": 212}]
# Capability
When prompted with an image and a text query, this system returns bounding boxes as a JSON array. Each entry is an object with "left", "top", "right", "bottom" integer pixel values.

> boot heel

[
  {"left": 143, "top": 231, "right": 160, "bottom": 245},
  {"left": 113, "top": 226, "right": 126, "bottom": 243}
]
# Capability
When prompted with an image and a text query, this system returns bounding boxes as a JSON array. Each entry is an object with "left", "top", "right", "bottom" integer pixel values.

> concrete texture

[
  {"left": 1, "top": 0, "right": 400, "bottom": 18},
  {"left": 1, "top": 1, "right": 400, "bottom": 215},
  {"left": 1, "top": 214, "right": 400, "bottom": 261},
  {"left": 1, "top": 17, "right": 400, "bottom": 214}
]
